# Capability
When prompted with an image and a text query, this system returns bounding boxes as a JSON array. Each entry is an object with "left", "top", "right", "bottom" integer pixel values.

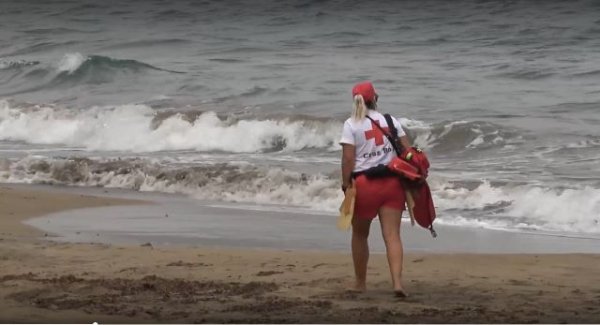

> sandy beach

[{"left": 1, "top": 185, "right": 599, "bottom": 323}]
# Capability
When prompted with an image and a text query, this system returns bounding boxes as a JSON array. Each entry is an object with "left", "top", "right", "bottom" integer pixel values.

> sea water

[{"left": 1, "top": 0, "right": 599, "bottom": 236}]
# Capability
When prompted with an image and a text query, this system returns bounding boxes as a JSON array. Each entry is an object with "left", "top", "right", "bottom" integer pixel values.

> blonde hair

[
  {"left": 352, "top": 94, "right": 377, "bottom": 121},
  {"left": 352, "top": 95, "right": 367, "bottom": 121}
]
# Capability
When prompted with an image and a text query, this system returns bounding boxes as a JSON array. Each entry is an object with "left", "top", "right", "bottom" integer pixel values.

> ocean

[{"left": 1, "top": 0, "right": 599, "bottom": 236}]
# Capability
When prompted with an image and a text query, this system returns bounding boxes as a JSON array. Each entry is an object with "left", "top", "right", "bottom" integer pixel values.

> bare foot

[
  {"left": 346, "top": 282, "right": 366, "bottom": 293},
  {"left": 394, "top": 288, "right": 408, "bottom": 298}
]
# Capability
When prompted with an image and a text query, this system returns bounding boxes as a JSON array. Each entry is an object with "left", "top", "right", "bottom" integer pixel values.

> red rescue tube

[
  {"left": 387, "top": 156, "right": 421, "bottom": 181},
  {"left": 408, "top": 182, "right": 436, "bottom": 230}
]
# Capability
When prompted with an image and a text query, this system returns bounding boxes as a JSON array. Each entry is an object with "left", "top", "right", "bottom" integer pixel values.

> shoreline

[
  {"left": 14, "top": 183, "right": 600, "bottom": 254},
  {"left": 0, "top": 184, "right": 147, "bottom": 238},
  {"left": 1, "top": 184, "right": 599, "bottom": 323}
]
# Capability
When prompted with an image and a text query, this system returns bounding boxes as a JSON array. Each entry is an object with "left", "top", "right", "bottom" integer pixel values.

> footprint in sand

[
  {"left": 255, "top": 271, "right": 283, "bottom": 277},
  {"left": 312, "top": 263, "right": 326, "bottom": 268},
  {"left": 117, "top": 267, "right": 138, "bottom": 273},
  {"left": 507, "top": 279, "right": 532, "bottom": 286},
  {"left": 166, "top": 261, "right": 211, "bottom": 267}
]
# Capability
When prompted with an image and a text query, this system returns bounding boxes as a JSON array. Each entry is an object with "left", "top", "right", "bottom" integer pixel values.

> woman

[{"left": 339, "top": 81, "right": 411, "bottom": 297}]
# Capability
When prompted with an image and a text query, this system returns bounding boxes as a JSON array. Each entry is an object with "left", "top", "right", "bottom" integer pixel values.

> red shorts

[{"left": 354, "top": 175, "right": 406, "bottom": 220}]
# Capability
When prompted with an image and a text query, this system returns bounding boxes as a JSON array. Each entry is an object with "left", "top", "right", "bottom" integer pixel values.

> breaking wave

[
  {"left": 0, "top": 101, "right": 341, "bottom": 153},
  {"left": 48, "top": 53, "right": 183, "bottom": 87},
  {"left": 0, "top": 100, "right": 523, "bottom": 154},
  {"left": 1, "top": 156, "right": 598, "bottom": 234},
  {"left": 433, "top": 180, "right": 600, "bottom": 234},
  {"left": 0, "top": 53, "right": 182, "bottom": 95},
  {"left": 0, "top": 156, "right": 342, "bottom": 212},
  {"left": 403, "top": 119, "right": 522, "bottom": 154},
  {"left": 55, "top": 53, "right": 183, "bottom": 76}
]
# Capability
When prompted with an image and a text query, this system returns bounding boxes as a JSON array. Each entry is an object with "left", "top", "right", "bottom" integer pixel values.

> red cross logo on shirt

[{"left": 364, "top": 120, "right": 389, "bottom": 146}]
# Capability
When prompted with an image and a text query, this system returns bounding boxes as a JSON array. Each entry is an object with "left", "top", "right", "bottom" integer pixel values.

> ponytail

[{"left": 352, "top": 95, "right": 367, "bottom": 121}]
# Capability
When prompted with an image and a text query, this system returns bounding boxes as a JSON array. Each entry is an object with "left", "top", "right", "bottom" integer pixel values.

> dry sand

[{"left": 1, "top": 185, "right": 599, "bottom": 323}]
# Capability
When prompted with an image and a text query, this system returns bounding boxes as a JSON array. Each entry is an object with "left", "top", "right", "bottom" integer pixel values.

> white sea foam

[
  {"left": 398, "top": 117, "right": 511, "bottom": 151},
  {"left": 433, "top": 180, "right": 600, "bottom": 234},
  {"left": 0, "top": 59, "right": 38, "bottom": 70},
  {"left": 0, "top": 100, "right": 514, "bottom": 154},
  {"left": 57, "top": 53, "right": 86, "bottom": 74},
  {"left": 1, "top": 155, "right": 599, "bottom": 234},
  {"left": 0, "top": 101, "right": 341, "bottom": 153},
  {"left": 398, "top": 117, "right": 432, "bottom": 148},
  {"left": 0, "top": 60, "right": 12, "bottom": 70},
  {"left": 0, "top": 156, "right": 343, "bottom": 212}
]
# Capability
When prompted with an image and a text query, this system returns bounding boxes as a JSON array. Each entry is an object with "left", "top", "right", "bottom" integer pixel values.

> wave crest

[
  {"left": 404, "top": 119, "right": 520, "bottom": 153},
  {"left": 0, "top": 101, "right": 340, "bottom": 153},
  {"left": 0, "top": 100, "right": 524, "bottom": 154},
  {"left": 0, "top": 53, "right": 182, "bottom": 95},
  {"left": 52, "top": 53, "right": 182, "bottom": 85}
]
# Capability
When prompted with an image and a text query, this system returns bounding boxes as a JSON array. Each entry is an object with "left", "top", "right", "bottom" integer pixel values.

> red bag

[{"left": 401, "top": 147, "right": 430, "bottom": 179}]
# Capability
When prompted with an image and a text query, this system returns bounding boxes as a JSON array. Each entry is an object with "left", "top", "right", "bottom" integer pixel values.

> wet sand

[
  {"left": 21, "top": 184, "right": 600, "bottom": 254},
  {"left": 1, "top": 185, "right": 599, "bottom": 323}
]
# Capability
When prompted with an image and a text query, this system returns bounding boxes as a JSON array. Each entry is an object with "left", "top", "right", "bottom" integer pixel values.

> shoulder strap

[
  {"left": 366, "top": 114, "right": 402, "bottom": 156},
  {"left": 384, "top": 114, "right": 398, "bottom": 139}
]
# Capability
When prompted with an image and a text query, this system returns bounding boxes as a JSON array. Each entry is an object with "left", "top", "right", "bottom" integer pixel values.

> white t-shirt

[{"left": 339, "top": 110, "right": 406, "bottom": 173}]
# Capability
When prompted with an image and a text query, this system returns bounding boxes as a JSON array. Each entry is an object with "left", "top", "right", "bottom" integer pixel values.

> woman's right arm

[
  {"left": 341, "top": 144, "right": 355, "bottom": 192},
  {"left": 340, "top": 120, "right": 356, "bottom": 192}
]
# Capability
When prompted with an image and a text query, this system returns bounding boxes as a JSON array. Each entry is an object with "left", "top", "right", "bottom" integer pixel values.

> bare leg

[
  {"left": 378, "top": 206, "right": 406, "bottom": 296},
  {"left": 351, "top": 215, "right": 372, "bottom": 292}
]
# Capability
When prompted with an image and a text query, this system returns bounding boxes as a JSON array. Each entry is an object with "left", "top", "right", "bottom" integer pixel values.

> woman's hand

[{"left": 342, "top": 182, "right": 350, "bottom": 193}]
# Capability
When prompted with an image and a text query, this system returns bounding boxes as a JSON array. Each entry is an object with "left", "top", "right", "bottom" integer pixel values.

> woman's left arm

[{"left": 398, "top": 135, "right": 411, "bottom": 151}]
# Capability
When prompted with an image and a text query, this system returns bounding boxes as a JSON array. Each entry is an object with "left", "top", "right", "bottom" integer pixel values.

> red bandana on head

[{"left": 364, "top": 120, "right": 389, "bottom": 146}]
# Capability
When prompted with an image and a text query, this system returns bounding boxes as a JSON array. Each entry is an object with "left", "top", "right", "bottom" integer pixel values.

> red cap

[{"left": 352, "top": 81, "right": 377, "bottom": 103}]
